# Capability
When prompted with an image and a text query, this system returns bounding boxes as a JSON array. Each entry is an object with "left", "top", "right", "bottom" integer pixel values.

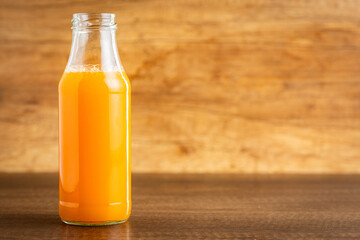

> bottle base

[{"left": 62, "top": 218, "right": 128, "bottom": 226}]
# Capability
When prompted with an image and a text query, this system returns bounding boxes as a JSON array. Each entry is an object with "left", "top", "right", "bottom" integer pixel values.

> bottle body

[{"left": 58, "top": 13, "right": 131, "bottom": 225}]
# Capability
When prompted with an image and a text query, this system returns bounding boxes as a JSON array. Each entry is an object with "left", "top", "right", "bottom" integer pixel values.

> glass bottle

[{"left": 58, "top": 13, "right": 131, "bottom": 226}]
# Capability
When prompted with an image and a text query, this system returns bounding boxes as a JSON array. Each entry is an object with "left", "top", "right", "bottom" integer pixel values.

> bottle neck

[{"left": 66, "top": 29, "right": 123, "bottom": 72}]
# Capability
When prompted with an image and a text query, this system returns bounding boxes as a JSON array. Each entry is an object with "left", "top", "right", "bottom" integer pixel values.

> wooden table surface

[{"left": 0, "top": 174, "right": 360, "bottom": 239}]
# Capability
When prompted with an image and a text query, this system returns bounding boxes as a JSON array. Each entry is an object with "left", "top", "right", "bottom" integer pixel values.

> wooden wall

[{"left": 1, "top": 0, "right": 360, "bottom": 173}]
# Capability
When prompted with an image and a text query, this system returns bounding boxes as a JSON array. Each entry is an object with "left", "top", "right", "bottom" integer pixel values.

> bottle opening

[{"left": 72, "top": 13, "right": 116, "bottom": 30}]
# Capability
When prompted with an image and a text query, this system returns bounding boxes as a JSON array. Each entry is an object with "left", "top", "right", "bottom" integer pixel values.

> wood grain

[
  {"left": 0, "top": 173, "right": 360, "bottom": 239},
  {"left": 1, "top": 0, "right": 360, "bottom": 172}
]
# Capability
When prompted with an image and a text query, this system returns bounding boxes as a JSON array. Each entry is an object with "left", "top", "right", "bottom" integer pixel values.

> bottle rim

[{"left": 71, "top": 13, "right": 117, "bottom": 30}]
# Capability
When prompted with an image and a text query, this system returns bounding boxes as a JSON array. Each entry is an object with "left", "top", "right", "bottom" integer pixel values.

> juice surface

[{"left": 58, "top": 71, "right": 131, "bottom": 223}]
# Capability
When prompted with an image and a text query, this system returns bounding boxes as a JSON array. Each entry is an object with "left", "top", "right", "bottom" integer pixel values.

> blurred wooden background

[{"left": 0, "top": 0, "right": 360, "bottom": 173}]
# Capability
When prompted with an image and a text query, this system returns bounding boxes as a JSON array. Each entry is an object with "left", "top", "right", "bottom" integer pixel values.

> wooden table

[{"left": 0, "top": 174, "right": 359, "bottom": 239}]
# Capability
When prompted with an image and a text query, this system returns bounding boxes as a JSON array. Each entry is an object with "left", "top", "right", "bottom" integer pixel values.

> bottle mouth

[{"left": 71, "top": 13, "right": 117, "bottom": 30}]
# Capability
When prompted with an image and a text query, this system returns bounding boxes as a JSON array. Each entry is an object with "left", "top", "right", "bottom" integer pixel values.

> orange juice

[{"left": 58, "top": 71, "right": 131, "bottom": 225}]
